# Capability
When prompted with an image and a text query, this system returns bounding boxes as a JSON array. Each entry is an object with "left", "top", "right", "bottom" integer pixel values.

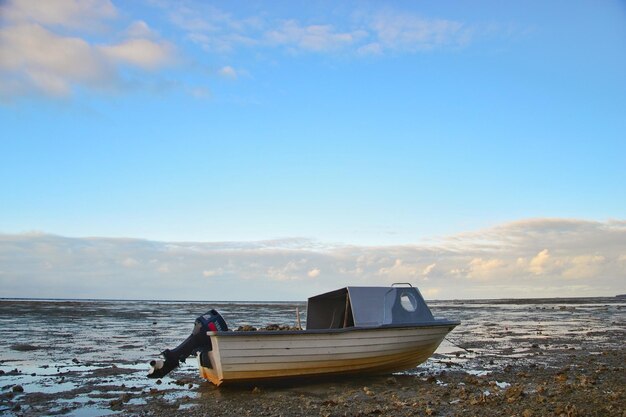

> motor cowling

[{"left": 148, "top": 309, "right": 228, "bottom": 378}]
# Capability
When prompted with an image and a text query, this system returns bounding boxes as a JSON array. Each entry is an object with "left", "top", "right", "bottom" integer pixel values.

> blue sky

[{"left": 1, "top": 1, "right": 625, "bottom": 299}]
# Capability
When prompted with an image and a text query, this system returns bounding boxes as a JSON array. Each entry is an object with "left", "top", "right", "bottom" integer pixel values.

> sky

[{"left": 1, "top": 0, "right": 625, "bottom": 300}]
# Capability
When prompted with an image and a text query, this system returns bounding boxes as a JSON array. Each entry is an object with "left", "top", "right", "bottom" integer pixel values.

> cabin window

[{"left": 400, "top": 291, "right": 418, "bottom": 312}]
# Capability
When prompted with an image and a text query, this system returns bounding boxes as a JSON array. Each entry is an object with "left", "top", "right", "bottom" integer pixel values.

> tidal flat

[{"left": 0, "top": 298, "right": 624, "bottom": 416}]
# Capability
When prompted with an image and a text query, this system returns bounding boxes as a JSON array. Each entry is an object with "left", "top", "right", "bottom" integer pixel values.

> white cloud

[
  {"left": 1, "top": 0, "right": 117, "bottom": 30},
  {"left": 122, "top": 257, "right": 139, "bottom": 268},
  {"left": 0, "top": 24, "right": 112, "bottom": 97},
  {"left": 562, "top": 255, "right": 606, "bottom": 280},
  {"left": 365, "top": 11, "right": 470, "bottom": 53},
  {"left": 467, "top": 257, "right": 506, "bottom": 281},
  {"left": 422, "top": 263, "right": 436, "bottom": 276},
  {"left": 529, "top": 249, "right": 551, "bottom": 275},
  {"left": 168, "top": 3, "right": 259, "bottom": 53},
  {"left": 99, "top": 38, "right": 176, "bottom": 70},
  {"left": 188, "top": 86, "right": 211, "bottom": 98},
  {"left": 0, "top": 218, "right": 623, "bottom": 300},
  {"left": 0, "top": 0, "right": 178, "bottom": 99},
  {"left": 203, "top": 269, "right": 220, "bottom": 277},
  {"left": 378, "top": 259, "right": 421, "bottom": 282},
  {"left": 307, "top": 268, "right": 321, "bottom": 278},
  {"left": 266, "top": 259, "right": 317, "bottom": 282},
  {"left": 421, "top": 287, "right": 440, "bottom": 298},
  {"left": 357, "top": 42, "right": 383, "bottom": 56},
  {"left": 170, "top": 10, "right": 366, "bottom": 54},
  {"left": 126, "top": 20, "right": 158, "bottom": 39},
  {"left": 162, "top": 3, "right": 474, "bottom": 57},
  {"left": 265, "top": 20, "right": 366, "bottom": 52},
  {"left": 218, "top": 66, "right": 238, "bottom": 79}
]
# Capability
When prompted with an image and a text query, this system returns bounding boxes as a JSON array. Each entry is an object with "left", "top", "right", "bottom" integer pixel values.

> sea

[{"left": 0, "top": 297, "right": 624, "bottom": 416}]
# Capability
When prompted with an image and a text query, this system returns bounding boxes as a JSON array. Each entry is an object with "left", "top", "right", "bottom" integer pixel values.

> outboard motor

[{"left": 147, "top": 309, "right": 227, "bottom": 379}]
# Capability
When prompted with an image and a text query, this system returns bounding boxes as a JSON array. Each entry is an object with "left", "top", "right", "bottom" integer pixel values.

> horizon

[
  {"left": 1, "top": 1, "right": 625, "bottom": 301},
  {"left": 2, "top": 292, "right": 624, "bottom": 303}
]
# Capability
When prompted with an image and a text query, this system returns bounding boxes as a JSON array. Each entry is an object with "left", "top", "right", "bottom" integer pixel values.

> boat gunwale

[{"left": 207, "top": 320, "right": 460, "bottom": 337}]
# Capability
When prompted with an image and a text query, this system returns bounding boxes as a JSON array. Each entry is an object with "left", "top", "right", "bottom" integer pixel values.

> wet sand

[{"left": 1, "top": 298, "right": 624, "bottom": 416}]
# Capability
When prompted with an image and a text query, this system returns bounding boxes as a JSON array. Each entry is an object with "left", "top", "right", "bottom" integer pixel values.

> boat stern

[{"left": 197, "top": 334, "right": 224, "bottom": 386}]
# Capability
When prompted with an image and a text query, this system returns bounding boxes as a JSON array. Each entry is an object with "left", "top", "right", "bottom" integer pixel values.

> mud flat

[{"left": 1, "top": 298, "right": 624, "bottom": 416}]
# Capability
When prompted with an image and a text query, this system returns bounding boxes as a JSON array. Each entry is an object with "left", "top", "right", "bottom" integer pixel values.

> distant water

[{"left": 0, "top": 297, "right": 624, "bottom": 415}]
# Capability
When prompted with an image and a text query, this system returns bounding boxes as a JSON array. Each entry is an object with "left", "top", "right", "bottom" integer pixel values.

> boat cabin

[{"left": 306, "top": 286, "right": 435, "bottom": 330}]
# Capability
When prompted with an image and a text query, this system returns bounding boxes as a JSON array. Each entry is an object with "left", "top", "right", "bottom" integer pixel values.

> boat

[{"left": 148, "top": 284, "right": 459, "bottom": 386}]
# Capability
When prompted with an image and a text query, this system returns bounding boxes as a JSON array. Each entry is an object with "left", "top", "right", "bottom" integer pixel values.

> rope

[{"left": 444, "top": 336, "right": 475, "bottom": 354}]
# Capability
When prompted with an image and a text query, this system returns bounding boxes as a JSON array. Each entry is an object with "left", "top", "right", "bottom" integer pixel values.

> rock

[
  {"left": 10, "top": 344, "right": 41, "bottom": 351},
  {"left": 109, "top": 398, "right": 124, "bottom": 410},
  {"left": 464, "top": 375, "right": 480, "bottom": 385},
  {"left": 504, "top": 385, "right": 524, "bottom": 403},
  {"left": 522, "top": 409, "right": 533, "bottom": 417},
  {"left": 252, "top": 386, "right": 261, "bottom": 394},
  {"left": 555, "top": 404, "right": 578, "bottom": 417},
  {"left": 72, "top": 358, "right": 80, "bottom": 364},
  {"left": 12, "top": 385, "right": 24, "bottom": 393},
  {"left": 386, "top": 376, "right": 398, "bottom": 385},
  {"left": 237, "top": 325, "right": 257, "bottom": 332},
  {"left": 156, "top": 379, "right": 162, "bottom": 385},
  {"left": 577, "top": 376, "right": 595, "bottom": 386}
]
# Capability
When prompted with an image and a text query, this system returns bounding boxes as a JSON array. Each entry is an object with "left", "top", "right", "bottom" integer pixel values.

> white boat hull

[{"left": 198, "top": 324, "right": 456, "bottom": 385}]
